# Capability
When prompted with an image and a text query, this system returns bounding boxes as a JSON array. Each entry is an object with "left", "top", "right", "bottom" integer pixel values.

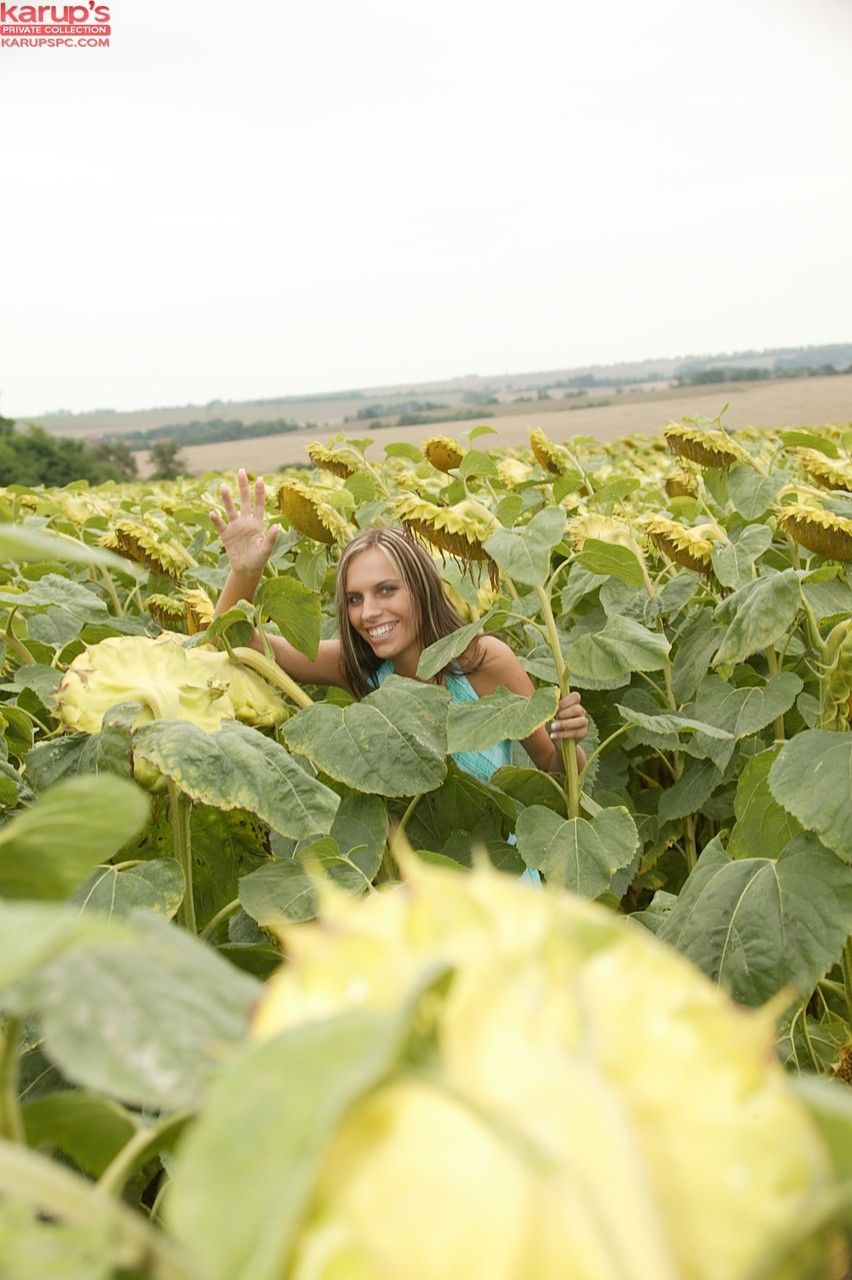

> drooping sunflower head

[
  {"left": 529, "top": 428, "right": 573, "bottom": 476},
  {"left": 392, "top": 493, "right": 500, "bottom": 584},
  {"left": 306, "top": 442, "right": 364, "bottom": 480},
  {"left": 100, "top": 518, "right": 194, "bottom": 581},
  {"left": 777, "top": 503, "right": 852, "bottom": 563},
  {"left": 181, "top": 587, "right": 215, "bottom": 634},
  {"left": 664, "top": 424, "right": 750, "bottom": 470},
  {"left": 496, "top": 456, "right": 533, "bottom": 487},
  {"left": 424, "top": 436, "right": 465, "bottom": 473},
  {"left": 664, "top": 469, "right": 699, "bottom": 499},
  {"left": 145, "top": 593, "right": 187, "bottom": 630},
  {"left": 278, "top": 479, "right": 354, "bottom": 545},
  {"left": 795, "top": 449, "right": 852, "bottom": 494},
  {"left": 566, "top": 512, "right": 647, "bottom": 566},
  {"left": 638, "top": 514, "right": 727, "bottom": 576}
]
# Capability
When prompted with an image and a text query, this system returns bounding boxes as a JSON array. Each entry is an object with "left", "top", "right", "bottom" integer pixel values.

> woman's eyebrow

[{"left": 349, "top": 578, "right": 399, "bottom": 592}]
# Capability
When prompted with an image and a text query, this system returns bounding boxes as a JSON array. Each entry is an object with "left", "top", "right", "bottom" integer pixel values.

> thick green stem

[
  {"left": 199, "top": 898, "right": 241, "bottom": 942},
  {"left": 4, "top": 612, "right": 34, "bottom": 666},
  {"left": 0, "top": 1017, "right": 24, "bottom": 1144},
  {"left": 98, "top": 1110, "right": 192, "bottom": 1198},
  {"left": 535, "top": 585, "right": 580, "bottom": 819},
  {"left": 765, "top": 646, "right": 786, "bottom": 740},
  {"left": 168, "top": 783, "right": 196, "bottom": 934},
  {"left": 0, "top": 1138, "right": 200, "bottom": 1280},
  {"left": 799, "top": 590, "right": 825, "bottom": 659},
  {"left": 843, "top": 938, "right": 852, "bottom": 1027},
  {"left": 397, "top": 793, "right": 422, "bottom": 837},
  {"left": 578, "top": 724, "right": 631, "bottom": 778},
  {"left": 98, "top": 566, "right": 124, "bottom": 617},
  {"left": 683, "top": 814, "right": 697, "bottom": 873}
]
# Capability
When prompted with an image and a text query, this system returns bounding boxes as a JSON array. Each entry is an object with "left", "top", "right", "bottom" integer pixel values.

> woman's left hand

[{"left": 549, "top": 691, "right": 588, "bottom": 743}]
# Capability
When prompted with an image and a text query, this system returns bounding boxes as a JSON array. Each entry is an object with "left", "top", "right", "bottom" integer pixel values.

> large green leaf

[
  {"left": 491, "top": 764, "right": 568, "bottom": 816},
  {"left": 416, "top": 610, "right": 495, "bottom": 680},
  {"left": 239, "top": 857, "right": 323, "bottom": 925},
  {"left": 405, "top": 762, "right": 516, "bottom": 855},
  {"left": 688, "top": 673, "right": 803, "bottom": 770},
  {"left": 768, "top": 730, "right": 852, "bottom": 859},
  {"left": 565, "top": 616, "right": 669, "bottom": 689},
  {"left": 256, "top": 577, "right": 321, "bottom": 660},
  {"left": 712, "top": 569, "right": 800, "bottom": 666},
  {"left": 73, "top": 859, "right": 185, "bottom": 920},
  {"left": 0, "top": 574, "right": 109, "bottom": 647},
  {"left": 133, "top": 719, "right": 340, "bottom": 838},
  {"left": 0, "top": 902, "right": 117, "bottom": 997},
  {"left": 710, "top": 524, "right": 772, "bottom": 589},
  {"left": 330, "top": 792, "right": 389, "bottom": 875},
  {"left": 0, "top": 776, "right": 149, "bottom": 901},
  {"left": 658, "top": 834, "right": 852, "bottom": 1005},
  {"left": 447, "top": 685, "right": 557, "bottom": 753},
  {"left": 240, "top": 796, "right": 387, "bottom": 925},
  {"left": 515, "top": 803, "right": 638, "bottom": 897},
  {"left": 483, "top": 508, "right": 566, "bottom": 586},
  {"left": 22, "top": 1091, "right": 137, "bottom": 1178},
  {"left": 0, "top": 663, "right": 62, "bottom": 706},
  {"left": 0, "top": 1201, "right": 113, "bottom": 1280},
  {"left": 616, "top": 704, "right": 733, "bottom": 741},
  {"left": 34, "top": 912, "right": 261, "bottom": 1110},
  {"left": 657, "top": 759, "right": 724, "bottom": 825},
  {"left": 726, "top": 466, "right": 787, "bottom": 519},
  {"left": 283, "top": 675, "right": 449, "bottom": 798},
  {"left": 167, "top": 997, "right": 435, "bottom": 1280},
  {"left": 559, "top": 564, "right": 606, "bottom": 614},
  {"left": 671, "top": 611, "right": 724, "bottom": 703},
  {"left": 578, "top": 540, "right": 645, "bottom": 588},
  {"left": 0, "top": 524, "right": 127, "bottom": 570},
  {"left": 728, "top": 747, "right": 803, "bottom": 859}
]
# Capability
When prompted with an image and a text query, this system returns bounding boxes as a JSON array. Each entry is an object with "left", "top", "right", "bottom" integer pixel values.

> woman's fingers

[
  {"left": 237, "top": 468, "right": 251, "bottom": 516},
  {"left": 549, "top": 691, "right": 589, "bottom": 741},
  {"left": 253, "top": 475, "right": 266, "bottom": 522},
  {"left": 219, "top": 481, "right": 238, "bottom": 522},
  {"left": 210, "top": 510, "right": 225, "bottom": 535}
]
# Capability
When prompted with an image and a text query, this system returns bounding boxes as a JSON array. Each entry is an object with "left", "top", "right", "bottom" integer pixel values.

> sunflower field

[{"left": 0, "top": 412, "right": 851, "bottom": 1278}]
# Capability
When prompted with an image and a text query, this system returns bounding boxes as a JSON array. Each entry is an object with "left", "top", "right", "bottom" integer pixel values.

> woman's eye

[{"left": 380, "top": 585, "right": 395, "bottom": 596}]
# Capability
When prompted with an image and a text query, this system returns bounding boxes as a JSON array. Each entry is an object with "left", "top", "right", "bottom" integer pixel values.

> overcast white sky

[{"left": 2, "top": 0, "right": 850, "bottom": 416}]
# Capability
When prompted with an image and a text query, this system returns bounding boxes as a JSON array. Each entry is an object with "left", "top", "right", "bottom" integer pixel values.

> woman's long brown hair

[{"left": 335, "top": 526, "right": 481, "bottom": 698}]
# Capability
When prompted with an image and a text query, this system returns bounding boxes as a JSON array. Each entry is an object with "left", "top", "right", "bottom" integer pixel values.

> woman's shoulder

[{"left": 463, "top": 634, "right": 526, "bottom": 696}]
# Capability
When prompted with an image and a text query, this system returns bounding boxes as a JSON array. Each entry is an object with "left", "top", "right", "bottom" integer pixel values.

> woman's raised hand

[{"left": 210, "top": 468, "right": 280, "bottom": 575}]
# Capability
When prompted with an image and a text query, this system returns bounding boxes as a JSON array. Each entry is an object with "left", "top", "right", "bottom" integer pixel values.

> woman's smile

[{"left": 345, "top": 547, "right": 420, "bottom": 672}]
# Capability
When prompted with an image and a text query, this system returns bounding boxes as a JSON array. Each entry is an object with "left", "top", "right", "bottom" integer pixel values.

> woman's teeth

[{"left": 368, "top": 623, "right": 396, "bottom": 639}]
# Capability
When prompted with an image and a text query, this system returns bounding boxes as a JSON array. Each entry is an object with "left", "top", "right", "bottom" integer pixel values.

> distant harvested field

[{"left": 139, "top": 374, "right": 852, "bottom": 477}]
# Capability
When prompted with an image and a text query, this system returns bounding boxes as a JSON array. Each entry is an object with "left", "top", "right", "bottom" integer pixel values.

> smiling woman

[{"left": 211, "top": 469, "right": 588, "bottom": 787}]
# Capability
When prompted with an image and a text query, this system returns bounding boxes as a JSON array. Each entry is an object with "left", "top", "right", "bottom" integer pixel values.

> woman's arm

[
  {"left": 211, "top": 469, "right": 346, "bottom": 687},
  {"left": 466, "top": 635, "right": 588, "bottom": 772}
]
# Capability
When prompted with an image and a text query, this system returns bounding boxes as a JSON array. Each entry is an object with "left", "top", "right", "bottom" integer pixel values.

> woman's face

[{"left": 344, "top": 546, "right": 421, "bottom": 672}]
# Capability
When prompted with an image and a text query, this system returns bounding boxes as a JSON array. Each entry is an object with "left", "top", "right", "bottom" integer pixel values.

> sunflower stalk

[
  {"left": 765, "top": 647, "right": 786, "bottom": 740},
  {"left": 0, "top": 1017, "right": 24, "bottom": 1144},
  {"left": 168, "top": 782, "right": 197, "bottom": 935},
  {"left": 843, "top": 938, "right": 852, "bottom": 1029},
  {"left": 98, "top": 1110, "right": 192, "bottom": 1198},
  {"left": 534, "top": 585, "right": 580, "bottom": 819}
]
